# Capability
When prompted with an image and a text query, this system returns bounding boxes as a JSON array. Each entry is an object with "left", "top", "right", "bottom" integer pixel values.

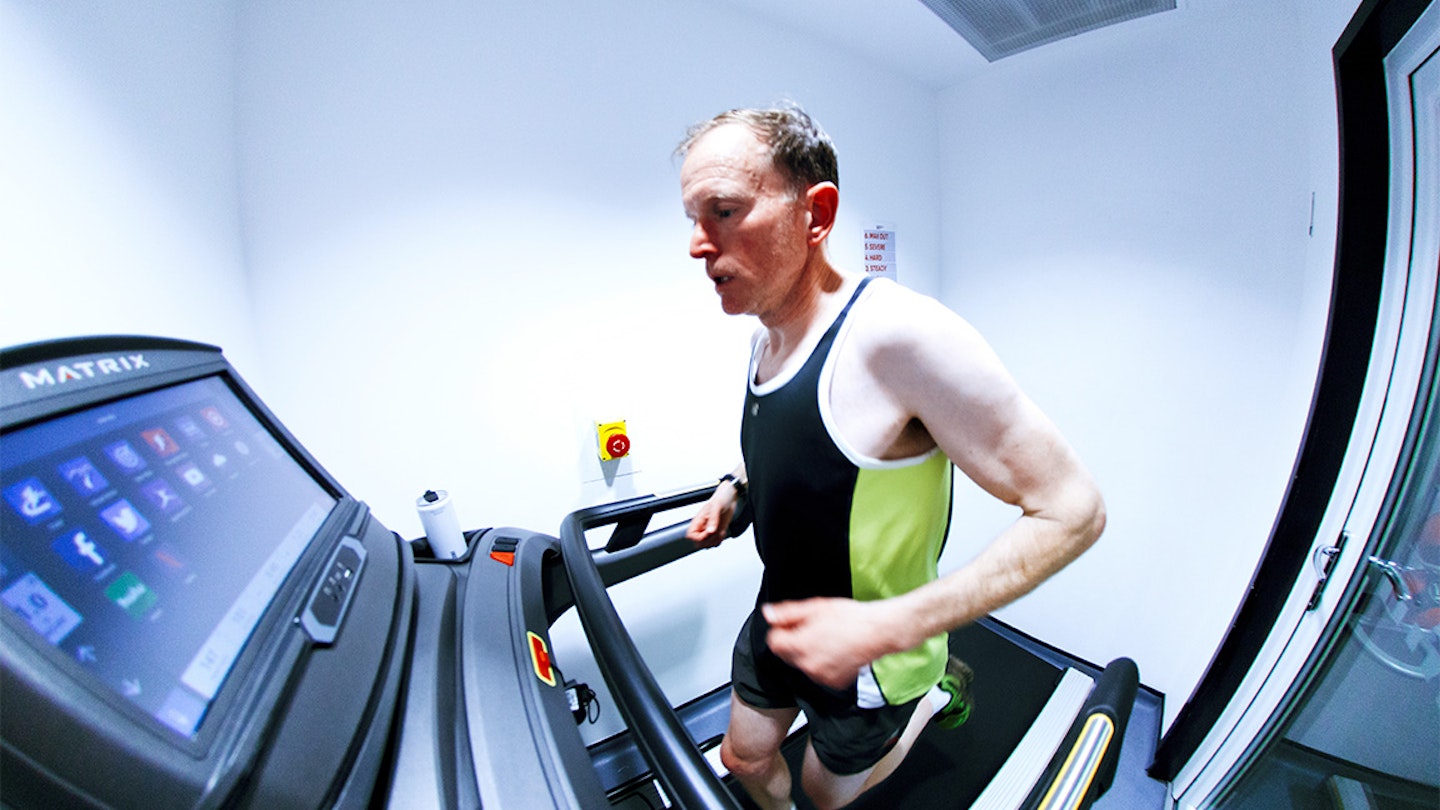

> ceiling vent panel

[{"left": 918, "top": 0, "right": 1177, "bottom": 61}]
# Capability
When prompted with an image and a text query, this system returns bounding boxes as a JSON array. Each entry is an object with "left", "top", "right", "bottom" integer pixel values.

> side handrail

[
  {"left": 559, "top": 485, "right": 744, "bottom": 810},
  {"left": 1020, "top": 657, "right": 1140, "bottom": 810},
  {"left": 560, "top": 487, "right": 1137, "bottom": 810}
]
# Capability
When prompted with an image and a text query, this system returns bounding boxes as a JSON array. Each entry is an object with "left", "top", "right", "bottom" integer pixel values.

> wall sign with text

[{"left": 863, "top": 225, "right": 896, "bottom": 282}]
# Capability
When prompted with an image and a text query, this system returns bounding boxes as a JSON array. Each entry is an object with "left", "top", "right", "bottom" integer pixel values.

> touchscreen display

[{"left": 0, "top": 376, "right": 337, "bottom": 739}]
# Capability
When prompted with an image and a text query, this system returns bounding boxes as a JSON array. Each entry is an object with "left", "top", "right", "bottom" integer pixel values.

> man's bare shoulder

[
  {"left": 843, "top": 278, "right": 1019, "bottom": 425},
  {"left": 854, "top": 279, "right": 991, "bottom": 359}
]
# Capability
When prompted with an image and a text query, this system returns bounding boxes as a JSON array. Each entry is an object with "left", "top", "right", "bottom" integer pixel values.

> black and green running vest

[{"left": 740, "top": 277, "right": 954, "bottom": 706}]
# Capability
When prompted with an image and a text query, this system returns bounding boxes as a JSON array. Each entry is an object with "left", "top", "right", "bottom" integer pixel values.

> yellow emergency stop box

[{"left": 596, "top": 420, "right": 630, "bottom": 461}]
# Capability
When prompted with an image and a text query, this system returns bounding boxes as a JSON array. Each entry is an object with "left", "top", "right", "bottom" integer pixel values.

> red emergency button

[
  {"left": 596, "top": 420, "right": 630, "bottom": 461},
  {"left": 527, "top": 631, "right": 557, "bottom": 686},
  {"left": 606, "top": 432, "right": 630, "bottom": 459}
]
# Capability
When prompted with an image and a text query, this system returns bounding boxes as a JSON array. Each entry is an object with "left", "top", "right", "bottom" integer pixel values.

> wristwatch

[{"left": 719, "top": 473, "right": 746, "bottom": 498}]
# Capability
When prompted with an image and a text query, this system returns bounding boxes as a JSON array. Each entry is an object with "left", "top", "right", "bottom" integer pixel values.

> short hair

[{"left": 677, "top": 103, "right": 838, "bottom": 194}]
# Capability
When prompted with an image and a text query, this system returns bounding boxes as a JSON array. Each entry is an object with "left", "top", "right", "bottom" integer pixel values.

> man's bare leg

[
  {"left": 859, "top": 697, "right": 934, "bottom": 791},
  {"left": 720, "top": 691, "right": 800, "bottom": 810},
  {"left": 796, "top": 697, "right": 931, "bottom": 810}
]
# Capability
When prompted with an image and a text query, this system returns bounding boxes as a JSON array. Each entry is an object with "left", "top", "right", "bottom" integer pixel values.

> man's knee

[{"left": 719, "top": 736, "right": 780, "bottom": 781}]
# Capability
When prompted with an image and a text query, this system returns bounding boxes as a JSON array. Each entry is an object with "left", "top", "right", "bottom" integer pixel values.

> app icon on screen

[
  {"left": 104, "top": 440, "right": 148, "bottom": 473},
  {"left": 141, "top": 428, "right": 181, "bottom": 458},
  {"left": 151, "top": 545, "right": 189, "bottom": 579},
  {"left": 157, "top": 687, "right": 207, "bottom": 737},
  {"left": 174, "top": 415, "right": 205, "bottom": 440},
  {"left": 105, "top": 571, "right": 158, "bottom": 618},
  {"left": 52, "top": 530, "right": 108, "bottom": 574},
  {"left": 141, "top": 479, "right": 186, "bottom": 515},
  {"left": 3, "top": 478, "right": 63, "bottom": 525},
  {"left": 199, "top": 407, "right": 229, "bottom": 431},
  {"left": 2, "top": 573, "right": 83, "bottom": 643},
  {"left": 58, "top": 457, "right": 109, "bottom": 497},
  {"left": 100, "top": 499, "right": 151, "bottom": 542},
  {"left": 175, "top": 463, "right": 212, "bottom": 491}
]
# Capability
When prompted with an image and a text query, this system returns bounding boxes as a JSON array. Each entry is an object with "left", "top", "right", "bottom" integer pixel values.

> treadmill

[{"left": 0, "top": 336, "right": 1146, "bottom": 809}]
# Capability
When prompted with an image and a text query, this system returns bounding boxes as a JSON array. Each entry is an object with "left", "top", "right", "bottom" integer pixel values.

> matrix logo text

[{"left": 18, "top": 355, "right": 150, "bottom": 389}]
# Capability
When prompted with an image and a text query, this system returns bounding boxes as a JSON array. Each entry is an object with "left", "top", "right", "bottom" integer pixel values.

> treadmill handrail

[
  {"left": 562, "top": 490, "right": 1141, "bottom": 810},
  {"left": 559, "top": 485, "right": 743, "bottom": 810},
  {"left": 1021, "top": 657, "right": 1140, "bottom": 810}
]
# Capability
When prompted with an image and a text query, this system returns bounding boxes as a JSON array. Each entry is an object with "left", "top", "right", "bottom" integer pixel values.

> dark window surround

[{"left": 1150, "top": 0, "right": 1434, "bottom": 782}]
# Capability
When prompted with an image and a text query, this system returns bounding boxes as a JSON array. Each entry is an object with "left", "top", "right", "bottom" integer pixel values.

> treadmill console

[{"left": 0, "top": 337, "right": 411, "bottom": 809}]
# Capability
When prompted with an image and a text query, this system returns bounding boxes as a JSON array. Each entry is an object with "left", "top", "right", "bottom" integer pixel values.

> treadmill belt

[{"left": 728, "top": 622, "right": 1065, "bottom": 810}]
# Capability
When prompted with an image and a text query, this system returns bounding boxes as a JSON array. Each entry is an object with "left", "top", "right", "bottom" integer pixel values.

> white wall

[
  {"left": 933, "top": 0, "right": 1360, "bottom": 727},
  {"left": 234, "top": 0, "right": 944, "bottom": 535},
  {"left": 0, "top": 1, "right": 261, "bottom": 380}
]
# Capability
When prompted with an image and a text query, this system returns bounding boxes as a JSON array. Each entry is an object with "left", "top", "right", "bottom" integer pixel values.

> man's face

[{"left": 680, "top": 124, "right": 811, "bottom": 318}]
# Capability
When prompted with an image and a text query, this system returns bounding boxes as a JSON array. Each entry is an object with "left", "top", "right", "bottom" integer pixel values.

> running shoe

[{"left": 935, "top": 655, "right": 975, "bottom": 729}]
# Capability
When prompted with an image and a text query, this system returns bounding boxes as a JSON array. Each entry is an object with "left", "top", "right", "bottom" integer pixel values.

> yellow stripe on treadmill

[{"left": 1039, "top": 713, "right": 1115, "bottom": 810}]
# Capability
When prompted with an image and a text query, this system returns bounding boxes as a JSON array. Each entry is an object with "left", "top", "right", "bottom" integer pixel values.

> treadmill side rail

[
  {"left": 560, "top": 487, "right": 743, "bottom": 810},
  {"left": 1020, "top": 657, "right": 1140, "bottom": 810},
  {"left": 459, "top": 529, "right": 611, "bottom": 809}
]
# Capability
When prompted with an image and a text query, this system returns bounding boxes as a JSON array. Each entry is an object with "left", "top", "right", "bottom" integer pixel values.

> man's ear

[{"left": 805, "top": 182, "right": 839, "bottom": 246}]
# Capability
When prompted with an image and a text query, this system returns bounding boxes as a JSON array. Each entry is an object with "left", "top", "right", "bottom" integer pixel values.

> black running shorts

[{"left": 730, "top": 608, "right": 923, "bottom": 776}]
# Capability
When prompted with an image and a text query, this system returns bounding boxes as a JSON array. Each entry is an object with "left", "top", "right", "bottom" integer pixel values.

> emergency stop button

[{"left": 596, "top": 421, "right": 630, "bottom": 461}]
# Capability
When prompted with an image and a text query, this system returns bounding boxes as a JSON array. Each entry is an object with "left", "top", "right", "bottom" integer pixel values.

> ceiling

[
  {"left": 713, "top": 0, "right": 988, "bottom": 89},
  {"left": 712, "top": 0, "right": 1188, "bottom": 90}
]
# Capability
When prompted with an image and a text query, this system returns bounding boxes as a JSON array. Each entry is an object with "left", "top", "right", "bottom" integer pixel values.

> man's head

[
  {"left": 678, "top": 105, "right": 841, "bottom": 320},
  {"left": 677, "top": 104, "right": 838, "bottom": 198}
]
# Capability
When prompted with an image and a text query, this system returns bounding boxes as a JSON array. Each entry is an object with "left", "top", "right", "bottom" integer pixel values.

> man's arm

[
  {"left": 687, "top": 462, "right": 746, "bottom": 549},
  {"left": 765, "top": 291, "right": 1105, "bottom": 688}
]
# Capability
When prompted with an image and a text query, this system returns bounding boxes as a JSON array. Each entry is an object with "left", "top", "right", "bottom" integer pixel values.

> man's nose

[{"left": 690, "top": 222, "right": 715, "bottom": 259}]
